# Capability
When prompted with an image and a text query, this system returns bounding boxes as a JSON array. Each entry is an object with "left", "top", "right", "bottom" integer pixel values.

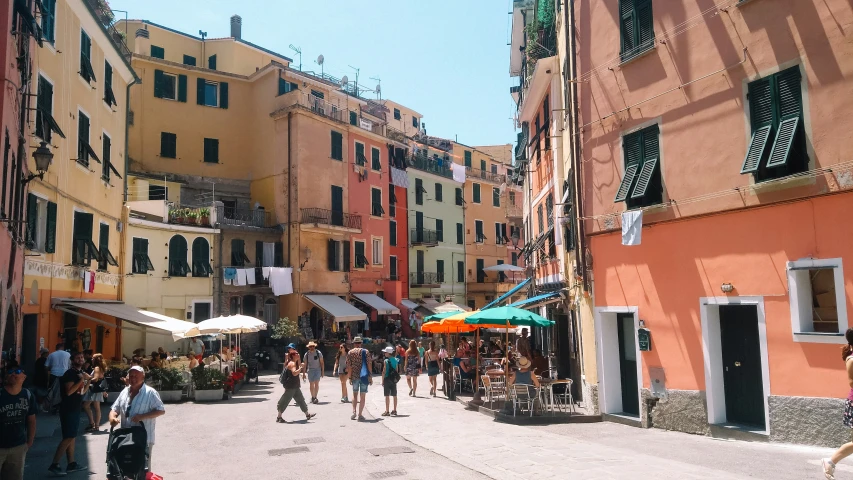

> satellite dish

[
  {"left": 316, "top": 54, "right": 324, "bottom": 65},
  {"left": 341, "top": 75, "right": 349, "bottom": 86},
  {"left": 375, "top": 84, "right": 381, "bottom": 94}
]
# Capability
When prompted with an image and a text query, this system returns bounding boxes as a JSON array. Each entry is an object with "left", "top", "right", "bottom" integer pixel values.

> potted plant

[
  {"left": 173, "top": 208, "right": 185, "bottom": 224},
  {"left": 192, "top": 368, "right": 226, "bottom": 402},
  {"left": 199, "top": 207, "right": 210, "bottom": 226},
  {"left": 148, "top": 367, "right": 184, "bottom": 402},
  {"left": 186, "top": 209, "right": 199, "bottom": 225}
]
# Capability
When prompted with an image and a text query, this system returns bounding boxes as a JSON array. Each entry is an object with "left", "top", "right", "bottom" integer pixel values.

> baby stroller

[
  {"left": 106, "top": 425, "right": 148, "bottom": 480},
  {"left": 247, "top": 357, "right": 259, "bottom": 383}
]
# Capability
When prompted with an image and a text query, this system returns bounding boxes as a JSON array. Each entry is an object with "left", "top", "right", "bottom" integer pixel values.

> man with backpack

[
  {"left": 276, "top": 345, "right": 316, "bottom": 423},
  {"left": 380, "top": 347, "right": 400, "bottom": 417},
  {"left": 301, "top": 341, "right": 324, "bottom": 404},
  {"left": 0, "top": 361, "right": 37, "bottom": 480},
  {"left": 345, "top": 337, "right": 372, "bottom": 421}
]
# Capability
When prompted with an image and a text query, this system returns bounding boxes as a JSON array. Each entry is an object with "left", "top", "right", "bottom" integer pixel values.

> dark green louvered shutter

[
  {"left": 472, "top": 183, "right": 481, "bottom": 203},
  {"left": 632, "top": 127, "right": 660, "bottom": 199},
  {"left": 327, "top": 239, "right": 336, "bottom": 271},
  {"left": 342, "top": 240, "right": 351, "bottom": 272},
  {"left": 637, "top": 0, "right": 654, "bottom": 52},
  {"left": 26, "top": 194, "right": 37, "bottom": 248},
  {"left": 614, "top": 133, "right": 641, "bottom": 202},
  {"left": 45, "top": 201, "right": 56, "bottom": 253},
  {"left": 208, "top": 54, "right": 216, "bottom": 70},
  {"left": 154, "top": 70, "right": 165, "bottom": 98},
  {"left": 151, "top": 45, "right": 164, "bottom": 59},
  {"left": 766, "top": 67, "right": 802, "bottom": 168},
  {"left": 220, "top": 82, "right": 229, "bottom": 109},
  {"left": 177, "top": 74, "right": 187, "bottom": 102},
  {"left": 274, "top": 242, "right": 283, "bottom": 267},
  {"left": 255, "top": 241, "right": 263, "bottom": 271},
  {"left": 350, "top": 111, "right": 357, "bottom": 126},
  {"left": 741, "top": 78, "right": 773, "bottom": 173},
  {"left": 620, "top": 0, "right": 636, "bottom": 57},
  {"left": 183, "top": 55, "right": 196, "bottom": 66},
  {"left": 196, "top": 78, "right": 205, "bottom": 105}
]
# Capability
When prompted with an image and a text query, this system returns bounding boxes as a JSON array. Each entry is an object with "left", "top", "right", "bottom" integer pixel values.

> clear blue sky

[{"left": 109, "top": 0, "right": 517, "bottom": 147}]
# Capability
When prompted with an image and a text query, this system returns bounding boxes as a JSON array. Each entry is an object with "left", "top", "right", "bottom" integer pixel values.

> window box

[{"left": 787, "top": 258, "right": 847, "bottom": 343}]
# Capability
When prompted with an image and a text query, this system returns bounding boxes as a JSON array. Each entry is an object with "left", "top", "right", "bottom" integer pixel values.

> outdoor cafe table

[{"left": 537, "top": 377, "right": 557, "bottom": 415}]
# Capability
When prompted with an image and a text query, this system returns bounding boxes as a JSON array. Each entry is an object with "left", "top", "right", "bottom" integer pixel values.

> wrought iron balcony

[
  {"left": 300, "top": 208, "right": 362, "bottom": 231},
  {"left": 408, "top": 153, "right": 453, "bottom": 179},
  {"left": 215, "top": 205, "right": 275, "bottom": 228},
  {"left": 410, "top": 228, "right": 439, "bottom": 246},
  {"left": 467, "top": 168, "right": 505, "bottom": 184},
  {"left": 410, "top": 272, "right": 444, "bottom": 287}
]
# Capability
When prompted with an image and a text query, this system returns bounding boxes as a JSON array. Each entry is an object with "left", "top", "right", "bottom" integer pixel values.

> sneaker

[
  {"left": 822, "top": 459, "right": 836, "bottom": 480},
  {"left": 358, "top": 415, "right": 365, "bottom": 422},
  {"left": 391, "top": 410, "right": 397, "bottom": 416},
  {"left": 305, "top": 413, "right": 316, "bottom": 420},
  {"left": 351, "top": 413, "right": 357, "bottom": 420},
  {"left": 66, "top": 462, "right": 86, "bottom": 473},
  {"left": 48, "top": 464, "right": 66, "bottom": 476}
]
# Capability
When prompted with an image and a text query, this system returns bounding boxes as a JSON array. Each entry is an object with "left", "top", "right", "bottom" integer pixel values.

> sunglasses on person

[{"left": 5, "top": 368, "right": 23, "bottom": 375}]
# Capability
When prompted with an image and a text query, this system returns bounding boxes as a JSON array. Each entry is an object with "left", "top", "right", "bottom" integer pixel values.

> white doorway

[{"left": 594, "top": 306, "right": 643, "bottom": 417}]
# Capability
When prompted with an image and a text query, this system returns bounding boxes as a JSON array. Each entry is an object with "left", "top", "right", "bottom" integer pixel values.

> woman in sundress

[
  {"left": 424, "top": 341, "right": 440, "bottom": 397},
  {"left": 405, "top": 340, "right": 421, "bottom": 397},
  {"left": 823, "top": 328, "right": 853, "bottom": 479}
]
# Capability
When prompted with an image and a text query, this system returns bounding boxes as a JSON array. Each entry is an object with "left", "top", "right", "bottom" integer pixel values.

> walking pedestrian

[
  {"left": 333, "top": 344, "right": 349, "bottom": 403},
  {"left": 823, "top": 328, "right": 853, "bottom": 479},
  {"left": 45, "top": 343, "right": 70, "bottom": 389},
  {"left": 424, "top": 341, "right": 440, "bottom": 397},
  {"left": 108, "top": 365, "right": 165, "bottom": 472},
  {"left": 417, "top": 341, "right": 425, "bottom": 366},
  {"left": 345, "top": 337, "right": 372, "bottom": 421},
  {"left": 48, "top": 351, "right": 90, "bottom": 476},
  {"left": 301, "top": 341, "right": 325, "bottom": 404},
  {"left": 276, "top": 347, "right": 316, "bottom": 423},
  {"left": 0, "top": 361, "right": 36, "bottom": 480},
  {"left": 189, "top": 337, "right": 205, "bottom": 362},
  {"left": 405, "top": 340, "right": 421, "bottom": 397},
  {"left": 82, "top": 354, "right": 107, "bottom": 433},
  {"left": 381, "top": 347, "right": 398, "bottom": 417}
]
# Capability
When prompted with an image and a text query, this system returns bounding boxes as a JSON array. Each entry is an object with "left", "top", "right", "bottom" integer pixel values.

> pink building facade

[{"left": 577, "top": 0, "right": 853, "bottom": 446}]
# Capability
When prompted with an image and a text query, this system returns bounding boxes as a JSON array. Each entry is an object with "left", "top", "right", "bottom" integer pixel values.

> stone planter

[
  {"left": 158, "top": 390, "right": 183, "bottom": 402},
  {"left": 106, "top": 391, "right": 122, "bottom": 404},
  {"left": 194, "top": 389, "right": 224, "bottom": 402}
]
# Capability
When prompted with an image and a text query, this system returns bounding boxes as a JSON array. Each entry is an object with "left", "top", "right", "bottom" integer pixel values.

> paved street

[{"left": 20, "top": 373, "right": 853, "bottom": 479}]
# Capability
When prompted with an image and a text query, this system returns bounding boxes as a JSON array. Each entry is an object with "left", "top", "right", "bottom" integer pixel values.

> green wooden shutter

[
  {"left": 196, "top": 78, "right": 205, "bottom": 105},
  {"left": 255, "top": 240, "right": 263, "bottom": 269},
  {"left": 620, "top": 0, "right": 636, "bottom": 56},
  {"left": 464, "top": 151, "right": 472, "bottom": 168},
  {"left": 631, "top": 157, "right": 658, "bottom": 198},
  {"left": 151, "top": 45, "right": 164, "bottom": 59},
  {"left": 220, "top": 82, "right": 229, "bottom": 109},
  {"left": 208, "top": 54, "right": 216, "bottom": 70},
  {"left": 457, "top": 223, "right": 463, "bottom": 244},
  {"left": 637, "top": 0, "right": 654, "bottom": 51},
  {"left": 331, "top": 131, "right": 342, "bottom": 160},
  {"left": 741, "top": 126, "right": 772, "bottom": 174},
  {"left": 371, "top": 148, "right": 380, "bottom": 170},
  {"left": 102, "top": 135, "right": 111, "bottom": 181},
  {"left": 154, "top": 70, "right": 165, "bottom": 98},
  {"left": 473, "top": 183, "right": 481, "bottom": 203},
  {"left": 278, "top": 77, "right": 286, "bottom": 95},
  {"left": 183, "top": 55, "right": 196, "bottom": 66},
  {"left": 45, "top": 201, "right": 56, "bottom": 253},
  {"left": 766, "top": 117, "right": 800, "bottom": 168},
  {"left": 274, "top": 242, "right": 283, "bottom": 267},
  {"left": 766, "top": 68, "right": 802, "bottom": 168},
  {"left": 342, "top": 240, "right": 350, "bottom": 272},
  {"left": 390, "top": 221, "right": 397, "bottom": 246},
  {"left": 204, "top": 138, "right": 219, "bottom": 163},
  {"left": 415, "top": 178, "right": 423, "bottom": 205},
  {"left": 26, "top": 194, "right": 37, "bottom": 247},
  {"left": 436, "top": 219, "right": 443, "bottom": 242},
  {"left": 356, "top": 142, "right": 365, "bottom": 165},
  {"left": 614, "top": 133, "right": 641, "bottom": 202},
  {"left": 98, "top": 223, "right": 109, "bottom": 270},
  {"left": 177, "top": 74, "right": 187, "bottom": 102},
  {"left": 350, "top": 111, "right": 357, "bottom": 126},
  {"left": 740, "top": 78, "right": 773, "bottom": 173},
  {"left": 327, "top": 239, "right": 336, "bottom": 271}
]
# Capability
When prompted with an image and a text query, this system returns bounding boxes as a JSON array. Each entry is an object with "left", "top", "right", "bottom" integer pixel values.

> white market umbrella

[
  {"left": 482, "top": 264, "right": 525, "bottom": 272},
  {"left": 178, "top": 314, "right": 267, "bottom": 337}
]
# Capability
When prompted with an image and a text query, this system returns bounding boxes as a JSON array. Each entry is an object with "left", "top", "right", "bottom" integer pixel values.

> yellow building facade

[{"left": 22, "top": 0, "right": 136, "bottom": 359}]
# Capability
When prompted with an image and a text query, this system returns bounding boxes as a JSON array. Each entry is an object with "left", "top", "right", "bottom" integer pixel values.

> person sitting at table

[
  {"left": 186, "top": 353, "right": 199, "bottom": 369},
  {"left": 509, "top": 356, "right": 540, "bottom": 391},
  {"left": 478, "top": 339, "right": 489, "bottom": 357},
  {"left": 149, "top": 352, "right": 163, "bottom": 369},
  {"left": 531, "top": 349, "right": 549, "bottom": 377},
  {"left": 157, "top": 347, "right": 170, "bottom": 363}
]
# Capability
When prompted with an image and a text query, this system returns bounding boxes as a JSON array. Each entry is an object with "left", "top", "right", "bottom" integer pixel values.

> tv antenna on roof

[
  {"left": 370, "top": 76, "right": 381, "bottom": 100},
  {"left": 316, "top": 54, "right": 325, "bottom": 76},
  {"left": 288, "top": 44, "right": 302, "bottom": 71},
  {"left": 340, "top": 75, "right": 349, "bottom": 87},
  {"left": 348, "top": 65, "right": 360, "bottom": 96},
  {"left": 199, "top": 30, "right": 207, "bottom": 40}
]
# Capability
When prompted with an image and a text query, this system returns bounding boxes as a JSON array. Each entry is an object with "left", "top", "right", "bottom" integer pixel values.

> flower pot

[
  {"left": 199, "top": 216, "right": 209, "bottom": 226},
  {"left": 194, "top": 388, "right": 224, "bottom": 402},
  {"left": 106, "top": 391, "right": 122, "bottom": 404},
  {"left": 158, "top": 390, "right": 183, "bottom": 402}
]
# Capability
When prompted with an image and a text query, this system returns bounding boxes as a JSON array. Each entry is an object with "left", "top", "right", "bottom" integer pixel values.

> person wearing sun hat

[
  {"left": 301, "top": 341, "right": 324, "bottom": 404},
  {"left": 345, "top": 337, "right": 372, "bottom": 421},
  {"left": 380, "top": 346, "right": 399, "bottom": 416},
  {"left": 509, "top": 355, "right": 540, "bottom": 393}
]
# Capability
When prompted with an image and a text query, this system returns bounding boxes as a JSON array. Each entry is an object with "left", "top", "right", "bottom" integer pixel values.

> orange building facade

[{"left": 577, "top": 0, "right": 853, "bottom": 446}]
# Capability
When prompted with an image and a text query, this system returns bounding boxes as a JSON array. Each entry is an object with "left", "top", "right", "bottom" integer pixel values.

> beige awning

[
  {"left": 400, "top": 299, "right": 419, "bottom": 310},
  {"left": 51, "top": 299, "right": 194, "bottom": 336},
  {"left": 304, "top": 295, "right": 367, "bottom": 323},
  {"left": 352, "top": 294, "right": 400, "bottom": 315}
]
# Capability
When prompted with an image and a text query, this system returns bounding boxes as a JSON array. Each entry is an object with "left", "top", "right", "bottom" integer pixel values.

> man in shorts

[
  {"left": 48, "top": 351, "right": 90, "bottom": 476},
  {"left": 0, "top": 361, "right": 37, "bottom": 480},
  {"left": 301, "top": 341, "right": 324, "bottom": 404},
  {"left": 345, "top": 337, "right": 372, "bottom": 421}
]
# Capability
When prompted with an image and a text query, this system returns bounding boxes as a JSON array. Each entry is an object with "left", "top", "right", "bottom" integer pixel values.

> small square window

[
  {"left": 203, "top": 81, "right": 218, "bottom": 107},
  {"left": 161, "top": 73, "right": 177, "bottom": 101},
  {"left": 787, "top": 258, "right": 847, "bottom": 343}
]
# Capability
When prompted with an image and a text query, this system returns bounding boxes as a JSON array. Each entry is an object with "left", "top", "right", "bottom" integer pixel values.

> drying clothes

[
  {"left": 263, "top": 243, "right": 275, "bottom": 267},
  {"left": 262, "top": 267, "right": 271, "bottom": 280},
  {"left": 622, "top": 210, "right": 643, "bottom": 246},
  {"left": 83, "top": 271, "right": 95, "bottom": 293},
  {"left": 391, "top": 167, "right": 409, "bottom": 188},
  {"left": 269, "top": 267, "right": 293, "bottom": 296},
  {"left": 450, "top": 162, "right": 466, "bottom": 183},
  {"left": 236, "top": 269, "right": 248, "bottom": 286},
  {"left": 223, "top": 268, "right": 237, "bottom": 280},
  {"left": 245, "top": 268, "right": 256, "bottom": 285}
]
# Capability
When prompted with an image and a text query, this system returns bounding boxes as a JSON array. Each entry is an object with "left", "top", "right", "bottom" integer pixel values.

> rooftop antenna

[
  {"left": 370, "top": 76, "right": 381, "bottom": 100},
  {"left": 199, "top": 30, "right": 207, "bottom": 40},
  {"left": 348, "top": 65, "right": 360, "bottom": 96},
  {"left": 315, "top": 54, "right": 325, "bottom": 77},
  {"left": 288, "top": 44, "right": 302, "bottom": 71}
]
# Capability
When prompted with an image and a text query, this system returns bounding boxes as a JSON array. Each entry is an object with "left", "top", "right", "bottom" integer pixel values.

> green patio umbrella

[{"left": 463, "top": 306, "right": 554, "bottom": 327}]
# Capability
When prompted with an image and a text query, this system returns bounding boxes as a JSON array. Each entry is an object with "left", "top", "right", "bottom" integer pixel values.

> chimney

[
  {"left": 230, "top": 15, "right": 242, "bottom": 40},
  {"left": 134, "top": 28, "right": 150, "bottom": 56}
]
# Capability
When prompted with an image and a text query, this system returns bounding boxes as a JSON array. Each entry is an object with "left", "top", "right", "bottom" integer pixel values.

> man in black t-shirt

[
  {"left": 48, "top": 352, "right": 90, "bottom": 476},
  {"left": 0, "top": 361, "right": 37, "bottom": 480}
]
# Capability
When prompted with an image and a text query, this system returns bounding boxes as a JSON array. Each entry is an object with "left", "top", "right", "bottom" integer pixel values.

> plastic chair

[
  {"left": 510, "top": 384, "right": 540, "bottom": 417},
  {"left": 551, "top": 379, "right": 575, "bottom": 413}
]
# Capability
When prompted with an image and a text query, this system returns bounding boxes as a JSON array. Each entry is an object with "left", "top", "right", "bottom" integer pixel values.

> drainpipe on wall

[{"left": 123, "top": 74, "right": 139, "bottom": 203}]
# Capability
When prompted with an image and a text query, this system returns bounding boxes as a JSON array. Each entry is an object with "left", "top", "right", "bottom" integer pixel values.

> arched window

[
  {"left": 192, "top": 237, "right": 212, "bottom": 277},
  {"left": 168, "top": 235, "right": 189, "bottom": 276}
]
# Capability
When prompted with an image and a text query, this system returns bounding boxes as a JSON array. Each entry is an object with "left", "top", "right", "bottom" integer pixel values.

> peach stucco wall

[{"left": 592, "top": 193, "right": 853, "bottom": 399}]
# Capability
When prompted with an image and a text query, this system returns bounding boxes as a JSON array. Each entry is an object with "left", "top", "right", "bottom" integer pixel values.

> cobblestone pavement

[{"left": 21, "top": 373, "right": 851, "bottom": 479}]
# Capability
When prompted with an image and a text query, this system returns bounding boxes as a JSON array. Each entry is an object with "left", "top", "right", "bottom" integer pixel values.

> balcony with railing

[
  {"left": 84, "top": 0, "right": 132, "bottom": 58},
  {"left": 468, "top": 273, "right": 526, "bottom": 293},
  {"left": 215, "top": 205, "right": 276, "bottom": 229},
  {"left": 281, "top": 91, "right": 386, "bottom": 137},
  {"left": 300, "top": 208, "right": 362, "bottom": 232},
  {"left": 466, "top": 167, "right": 505, "bottom": 184},
  {"left": 410, "top": 272, "right": 444, "bottom": 287},
  {"left": 408, "top": 152, "right": 453, "bottom": 179},
  {"left": 506, "top": 203, "right": 523, "bottom": 219},
  {"left": 410, "top": 228, "right": 439, "bottom": 247}
]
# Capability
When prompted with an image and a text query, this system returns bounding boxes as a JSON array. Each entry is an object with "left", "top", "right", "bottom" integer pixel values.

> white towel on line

[
  {"left": 262, "top": 267, "right": 271, "bottom": 280},
  {"left": 236, "top": 269, "right": 248, "bottom": 286},
  {"left": 269, "top": 267, "right": 293, "bottom": 296},
  {"left": 622, "top": 210, "right": 643, "bottom": 246},
  {"left": 245, "top": 268, "right": 256, "bottom": 285}
]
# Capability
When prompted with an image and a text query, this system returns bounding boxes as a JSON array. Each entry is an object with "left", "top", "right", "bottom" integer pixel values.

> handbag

[
  {"left": 386, "top": 360, "right": 401, "bottom": 384},
  {"left": 89, "top": 378, "right": 109, "bottom": 394}
]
